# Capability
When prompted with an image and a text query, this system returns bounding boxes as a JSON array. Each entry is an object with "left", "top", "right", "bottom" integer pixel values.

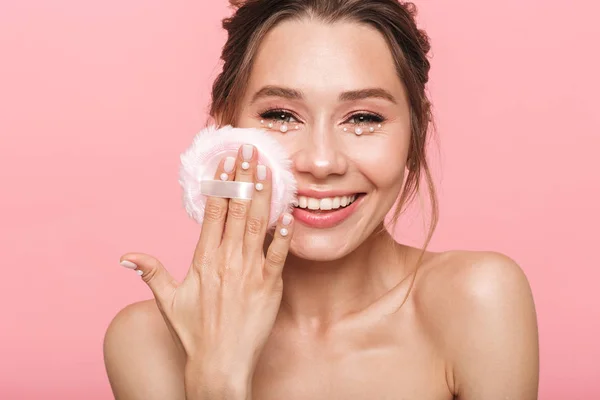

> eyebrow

[
  {"left": 339, "top": 88, "right": 397, "bottom": 104},
  {"left": 250, "top": 85, "right": 397, "bottom": 104},
  {"left": 251, "top": 86, "right": 303, "bottom": 103}
]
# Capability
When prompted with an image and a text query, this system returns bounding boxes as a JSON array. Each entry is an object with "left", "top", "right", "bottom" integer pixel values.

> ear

[{"left": 406, "top": 155, "right": 415, "bottom": 171}]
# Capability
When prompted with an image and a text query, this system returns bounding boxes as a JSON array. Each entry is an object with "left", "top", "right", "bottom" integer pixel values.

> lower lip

[{"left": 292, "top": 194, "right": 364, "bottom": 229}]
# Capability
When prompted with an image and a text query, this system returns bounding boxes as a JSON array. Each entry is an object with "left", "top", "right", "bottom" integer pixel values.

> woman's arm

[
  {"left": 446, "top": 252, "right": 540, "bottom": 399},
  {"left": 105, "top": 147, "right": 292, "bottom": 399},
  {"left": 103, "top": 300, "right": 252, "bottom": 399}
]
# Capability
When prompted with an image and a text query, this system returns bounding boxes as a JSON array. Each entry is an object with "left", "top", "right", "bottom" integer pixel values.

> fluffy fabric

[{"left": 179, "top": 125, "right": 297, "bottom": 228}]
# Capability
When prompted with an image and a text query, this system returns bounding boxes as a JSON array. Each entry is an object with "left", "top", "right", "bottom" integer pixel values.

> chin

[{"left": 288, "top": 229, "right": 359, "bottom": 262}]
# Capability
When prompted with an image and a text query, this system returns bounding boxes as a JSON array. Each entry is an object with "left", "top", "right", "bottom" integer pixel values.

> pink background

[{"left": 1, "top": 0, "right": 598, "bottom": 399}]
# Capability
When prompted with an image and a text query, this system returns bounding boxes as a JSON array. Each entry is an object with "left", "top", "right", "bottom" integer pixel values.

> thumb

[{"left": 120, "top": 253, "right": 178, "bottom": 306}]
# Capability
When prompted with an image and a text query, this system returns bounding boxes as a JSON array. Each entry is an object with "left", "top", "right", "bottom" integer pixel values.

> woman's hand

[{"left": 119, "top": 144, "right": 294, "bottom": 398}]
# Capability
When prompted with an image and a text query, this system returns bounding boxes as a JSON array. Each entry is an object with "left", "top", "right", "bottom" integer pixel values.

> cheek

[{"left": 351, "top": 138, "right": 409, "bottom": 189}]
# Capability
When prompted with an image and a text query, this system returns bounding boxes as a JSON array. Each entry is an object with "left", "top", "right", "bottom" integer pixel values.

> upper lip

[{"left": 296, "top": 189, "right": 363, "bottom": 199}]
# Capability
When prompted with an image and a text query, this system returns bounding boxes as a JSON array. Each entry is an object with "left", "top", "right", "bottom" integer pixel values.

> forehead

[{"left": 246, "top": 18, "right": 405, "bottom": 99}]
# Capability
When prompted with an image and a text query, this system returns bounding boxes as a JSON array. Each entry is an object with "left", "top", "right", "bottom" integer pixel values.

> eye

[
  {"left": 341, "top": 112, "right": 386, "bottom": 135},
  {"left": 259, "top": 109, "right": 299, "bottom": 124},
  {"left": 346, "top": 113, "right": 385, "bottom": 125}
]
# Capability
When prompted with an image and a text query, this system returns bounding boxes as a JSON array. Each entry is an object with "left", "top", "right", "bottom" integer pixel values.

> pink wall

[{"left": 1, "top": 1, "right": 598, "bottom": 399}]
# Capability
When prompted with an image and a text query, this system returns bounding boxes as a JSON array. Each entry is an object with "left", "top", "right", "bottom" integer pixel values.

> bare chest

[{"left": 251, "top": 321, "right": 453, "bottom": 400}]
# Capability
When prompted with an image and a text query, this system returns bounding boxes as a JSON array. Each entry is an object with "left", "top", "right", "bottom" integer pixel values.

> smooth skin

[{"left": 104, "top": 19, "right": 539, "bottom": 400}]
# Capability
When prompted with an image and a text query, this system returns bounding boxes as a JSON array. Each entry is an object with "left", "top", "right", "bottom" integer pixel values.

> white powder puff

[{"left": 179, "top": 125, "right": 297, "bottom": 228}]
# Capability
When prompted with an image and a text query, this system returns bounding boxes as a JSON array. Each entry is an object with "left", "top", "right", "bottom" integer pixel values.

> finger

[
  {"left": 243, "top": 163, "right": 272, "bottom": 256},
  {"left": 263, "top": 213, "right": 294, "bottom": 282},
  {"left": 222, "top": 144, "right": 256, "bottom": 250},
  {"left": 194, "top": 156, "right": 236, "bottom": 255},
  {"left": 120, "top": 253, "right": 178, "bottom": 307}
]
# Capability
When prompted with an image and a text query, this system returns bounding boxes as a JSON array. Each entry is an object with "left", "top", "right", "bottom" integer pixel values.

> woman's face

[{"left": 236, "top": 19, "right": 412, "bottom": 261}]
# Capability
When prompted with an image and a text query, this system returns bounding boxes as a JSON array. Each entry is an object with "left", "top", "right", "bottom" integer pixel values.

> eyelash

[
  {"left": 347, "top": 113, "right": 385, "bottom": 125},
  {"left": 259, "top": 109, "right": 301, "bottom": 124},
  {"left": 257, "top": 108, "right": 386, "bottom": 130}
]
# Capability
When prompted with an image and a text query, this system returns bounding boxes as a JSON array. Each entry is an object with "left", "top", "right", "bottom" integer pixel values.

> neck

[{"left": 278, "top": 226, "right": 408, "bottom": 331}]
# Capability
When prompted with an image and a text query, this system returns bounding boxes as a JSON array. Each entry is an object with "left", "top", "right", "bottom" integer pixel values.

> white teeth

[
  {"left": 295, "top": 194, "right": 360, "bottom": 210},
  {"left": 332, "top": 197, "right": 341, "bottom": 209},
  {"left": 307, "top": 198, "right": 320, "bottom": 210},
  {"left": 320, "top": 198, "right": 333, "bottom": 210},
  {"left": 299, "top": 196, "right": 308, "bottom": 209}
]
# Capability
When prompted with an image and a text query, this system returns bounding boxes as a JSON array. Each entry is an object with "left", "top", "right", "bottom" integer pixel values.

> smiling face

[{"left": 235, "top": 19, "right": 412, "bottom": 261}]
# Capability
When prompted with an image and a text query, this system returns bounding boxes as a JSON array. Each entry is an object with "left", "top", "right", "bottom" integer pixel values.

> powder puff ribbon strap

[{"left": 199, "top": 180, "right": 255, "bottom": 200}]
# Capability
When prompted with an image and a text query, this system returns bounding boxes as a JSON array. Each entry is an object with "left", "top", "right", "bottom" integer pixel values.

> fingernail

[
  {"left": 242, "top": 144, "right": 253, "bottom": 161},
  {"left": 257, "top": 164, "right": 267, "bottom": 180},
  {"left": 282, "top": 213, "right": 292, "bottom": 226},
  {"left": 280, "top": 228, "right": 289, "bottom": 237},
  {"left": 224, "top": 156, "right": 236, "bottom": 173},
  {"left": 120, "top": 260, "right": 137, "bottom": 269}
]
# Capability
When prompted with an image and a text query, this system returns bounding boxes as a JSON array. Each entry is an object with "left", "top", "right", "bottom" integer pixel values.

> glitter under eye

[
  {"left": 259, "top": 109, "right": 301, "bottom": 133},
  {"left": 343, "top": 112, "right": 386, "bottom": 135},
  {"left": 259, "top": 110, "right": 385, "bottom": 135}
]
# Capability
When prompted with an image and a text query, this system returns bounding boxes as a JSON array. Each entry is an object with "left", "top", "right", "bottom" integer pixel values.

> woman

[{"left": 104, "top": 1, "right": 539, "bottom": 399}]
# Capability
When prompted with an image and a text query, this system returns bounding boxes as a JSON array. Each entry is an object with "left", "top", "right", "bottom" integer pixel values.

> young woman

[{"left": 104, "top": 1, "right": 539, "bottom": 399}]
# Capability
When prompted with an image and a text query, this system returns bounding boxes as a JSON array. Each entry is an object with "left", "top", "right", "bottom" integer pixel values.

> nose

[{"left": 292, "top": 125, "right": 348, "bottom": 179}]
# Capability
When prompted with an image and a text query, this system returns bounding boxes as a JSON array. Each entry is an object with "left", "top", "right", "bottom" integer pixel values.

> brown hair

[{"left": 211, "top": 0, "right": 438, "bottom": 299}]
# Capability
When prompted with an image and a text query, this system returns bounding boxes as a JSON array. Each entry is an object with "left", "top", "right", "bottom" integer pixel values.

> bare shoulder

[
  {"left": 103, "top": 299, "right": 185, "bottom": 400},
  {"left": 413, "top": 249, "right": 537, "bottom": 336},
  {"left": 415, "top": 250, "right": 535, "bottom": 308},
  {"left": 412, "top": 250, "right": 539, "bottom": 398}
]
